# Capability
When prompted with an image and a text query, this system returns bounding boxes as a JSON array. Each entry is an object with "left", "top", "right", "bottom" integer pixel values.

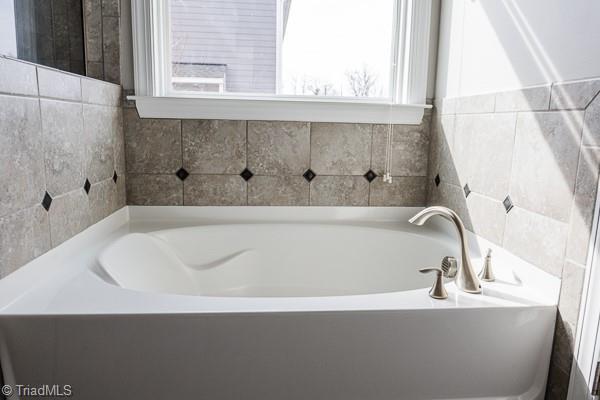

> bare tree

[
  {"left": 346, "top": 66, "right": 377, "bottom": 97},
  {"left": 307, "top": 80, "right": 335, "bottom": 96},
  {"left": 287, "top": 76, "right": 337, "bottom": 96}
]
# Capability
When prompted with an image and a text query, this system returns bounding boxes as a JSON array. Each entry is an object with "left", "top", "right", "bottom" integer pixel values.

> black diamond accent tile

[
  {"left": 84, "top": 179, "right": 91, "bottom": 194},
  {"left": 176, "top": 167, "right": 189, "bottom": 181},
  {"left": 434, "top": 174, "right": 441, "bottom": 187},
  {"left": 364, "top": 170, "right": 377, "bottom": 182},
  {"left": 240, "top": 168, "right": 254, "bottom": 181},
  {"left": 41, "top": 192, "right": 52, "bottom": 211},
  {"left": 503, "top": 195, "right": 514, "bottom": 213},
  {"left": 463, "top": 183, "right": 471, "bottom": 198},
  {"left": 303, "top": 169, "right": 316, "bottom": 182},
  {"left": 113, "top": 171, "right": 118, "bottom": 183}
]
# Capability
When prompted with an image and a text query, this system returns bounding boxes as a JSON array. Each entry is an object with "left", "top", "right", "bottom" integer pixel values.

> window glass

[{"left": 169, "top": 0, "right": 395, "bottom": 98}]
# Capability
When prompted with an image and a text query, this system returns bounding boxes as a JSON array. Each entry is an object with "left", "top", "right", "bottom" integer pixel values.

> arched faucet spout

[{"left": 409, "top": 206, "right": 482, "bottom": 294}]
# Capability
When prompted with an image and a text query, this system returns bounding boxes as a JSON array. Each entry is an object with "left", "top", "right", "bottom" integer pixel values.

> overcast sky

[{"left": 281, "top": 0, "right": 394, "bottom": 97}]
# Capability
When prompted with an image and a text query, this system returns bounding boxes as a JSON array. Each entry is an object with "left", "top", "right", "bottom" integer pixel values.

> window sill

[{"left": 129, "top": 96, "right": 431, "bottom": 124}]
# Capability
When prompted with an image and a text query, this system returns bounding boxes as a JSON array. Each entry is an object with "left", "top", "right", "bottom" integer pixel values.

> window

[
  {"left": 169, "top": 0, "right": 394, "bottom": 98},
  {"left": 131, "top": 0, "right": 433, "bottom": 123}
]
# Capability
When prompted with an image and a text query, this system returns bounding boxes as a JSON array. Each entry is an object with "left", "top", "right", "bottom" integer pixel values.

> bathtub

[{"left": 0, "top": 207, "right": 558, "bottom": 400}]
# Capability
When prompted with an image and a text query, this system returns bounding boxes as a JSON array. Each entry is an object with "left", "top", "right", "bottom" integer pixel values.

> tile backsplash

[
  {"left": 0, "top": 56, "right": 125, "bottom": 277},
  {"left": 123, "top": 108, "right": 431, "bottom": 207},
  {"left": 427, "top": 77, "right": 600, "bottom": 400}
]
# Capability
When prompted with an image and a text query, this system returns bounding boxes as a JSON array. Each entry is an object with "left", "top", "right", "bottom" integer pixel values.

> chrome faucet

[{"left": 409, "top": 206, "right": 482, "bottom": 294}]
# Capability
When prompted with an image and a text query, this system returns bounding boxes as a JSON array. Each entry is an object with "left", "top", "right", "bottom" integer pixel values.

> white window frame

[{"left": 130, "top": 0, "right": 433, "bottom": 124}]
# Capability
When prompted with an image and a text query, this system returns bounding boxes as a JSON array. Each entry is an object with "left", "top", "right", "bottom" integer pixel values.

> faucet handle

[
  {"left": 479, "top": 248, "right": 495, "bottom": 282},
  {"left": 419, "top": 267, "right": 448, "bottom": 300},
  {"left": 441, "top": 256, "right": 457, "bottom": 278}
]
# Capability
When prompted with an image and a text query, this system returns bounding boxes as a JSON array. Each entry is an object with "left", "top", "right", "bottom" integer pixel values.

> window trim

[{"left": 131, "top": 0, "right": 433, "bottom": 124}]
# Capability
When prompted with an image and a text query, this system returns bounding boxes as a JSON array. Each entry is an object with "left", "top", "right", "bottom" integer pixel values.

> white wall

[{"left": 435, "top": 0, "right": 600, "bottom": 99}]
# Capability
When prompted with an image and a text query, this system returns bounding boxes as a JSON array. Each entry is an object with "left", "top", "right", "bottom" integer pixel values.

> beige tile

[
  {"left": 37, "top": 67, "right": 82, "bottom": 101},
  {"left": 88, "top": 178, "right": 119, "bottom": 224},
  {"left": 428, "top": 115, "right": 459, "bottom": 186},
  {"left": 102, "top": 16, "right": 120, "bottom": 84},
  {"left": 113, "top": 108, "right": 126, "bottom": 175},
  {"left": 558, "top": 261, "right": 586, "bottom": 333},
  {"left": 182, "top": 120, "right": 246, "bottom": 174},
  {"left": 494, "top": 85, "right": 550, "bottom": 112},
  {"left": 310, "top": 123, "right": 372, "bottom": 175},
  {"left": 248, "top": 176, "right": 308, "bottom": 206},
  {"left": 0, "top": 95, "right": 45, "bottom": 217},
  {"left": 126, "top": 174, "right": 183, "bottom": 206},
  {"left": 455, "top": 93, "right": 495, "bottom": 114},
  {"left": 427, "top": 182, "right": 472, "bottom": 230},
  {"left": 310, "top": 176, "right": 369, "bottom": 206},
  {"left": 84, "top": 104, "right": 116, "bottom": 183},
  {"left": 0, "top": 57, "right": 38, "bottom": 96},
  {"left": 85, "top": 62, "right": 104, "bottom": 80},
  {"left": 102, "top": 0, "right": 121, "bottom": 16},
  {"left": 426, "top": 117, "right": 441, "bottom": 184},
  {"left": 41, "top": 100, "right": 85, "bottom": 196},
  {"left": 103, "top": 63, "right": 120, "bottom": 86},
  {"left": 0, "top": 205, "right": 51, "bottom": 277},
  {"left": 566, "top": 146, "right": 600, "bottom": 264},
  {"left": 452, "top": 115, "right": 475, "bottom": 187},
  {"left": 510, "top": 111, "right": 584, "bottom": 222},
  {"left": 124, "top": 109, "right": 182, "bottom": 174},
  {"left": 248, "top": 121, "right": 310, "bottom": 175},
  {"left": 81, "top": 78, "right": 121, "bottom": 106},
  {"left": 550, "top": 78, "right": 600, "bottom": 110},
  {"left": 369, "top": 177, "right": 427, "bottom": 207},
  {"left": 184, "top": 175, "right": 247, "bottom": 206},
  {"left": 115, "top": 174, "right": 126, "bottom": 209},
  {"left": 546, "top": 317, "right": 574, "bottom": 399},
  {"left": 49, "top": 189, "right": 91, "bottom": 247},
  {"left": 583, "top": 93, "right": 600, "bottom": 146},
  {"left": 372, "top": 122, "right": 430, "bottom": 177},
  {"left": 463, "top": 113, "right": 517, "bottom": 200},
  {"left": 434, "top": 97, "right": 457, "bottom": 115},
  {"left": 465, "top": 193, "right": 506, "bottom": 245},
  {"left": 83, "top": 0, "right": 103, "bottom": 62},
  {"left": 503, "top": 207, "right": 568, "bottom": 277}
]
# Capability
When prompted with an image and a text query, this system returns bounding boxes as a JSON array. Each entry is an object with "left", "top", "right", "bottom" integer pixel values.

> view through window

[{"left": 169, "top": 0, "right": 395, "bottom": 98}]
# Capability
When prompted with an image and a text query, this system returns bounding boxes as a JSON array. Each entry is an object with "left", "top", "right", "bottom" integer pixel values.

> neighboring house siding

[{"left": 170, "top": 0, "right": 277, "bottom": 93}]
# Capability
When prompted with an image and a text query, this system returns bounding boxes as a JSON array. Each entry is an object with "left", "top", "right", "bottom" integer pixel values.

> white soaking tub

[{"left": 0, "top": 207, "right": 559, "bottom": 400}]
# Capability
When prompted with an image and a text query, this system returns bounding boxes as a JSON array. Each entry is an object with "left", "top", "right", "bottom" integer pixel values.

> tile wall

[
  {"left": 83, "top": 0, "right": 122, "bottom": 83},
  {"left": 123, "top": 107, "right": 432, "bottom": 207},
  {"left": 427, "top": 77, "right": 600, "bottom": 399},
  {"left": 0, "top": 56, "right": 126, "bottom": 277}
]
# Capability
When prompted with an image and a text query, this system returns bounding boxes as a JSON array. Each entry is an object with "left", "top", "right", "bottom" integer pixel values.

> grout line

[
  {"left": 0, "top": 90, "right": 118, "bottom": 107},
  {"left": 246, "top": 121, "right": 249, "bottom": 205},
  {"left": 180, "top": 119, "right": 184, "bottom": 205},
  {"left": 125, "top": 172, "right": 428, "bottom": 178},
  {"left": 367, "top": 124, "right": 375, "bottom": 205},
  {"left": 35, "top": 64, "right": 55, "bottom": 247},
  {"left": 307, "top": 121, "right": 312, "bottom": 205},
  {"left": 584, "top": 87, "right": 600, "bottom": 110},
  {"left": 547, "top": 83, "right": 554, "bottom": 110}
]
